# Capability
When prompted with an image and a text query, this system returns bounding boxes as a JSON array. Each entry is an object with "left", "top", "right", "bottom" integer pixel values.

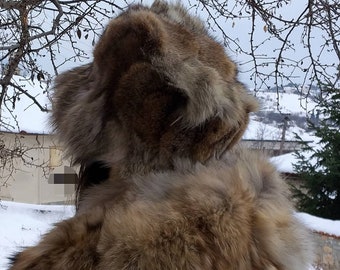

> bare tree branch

[{"left": 8, "top": 82, "right": 49, "bottom": 112}]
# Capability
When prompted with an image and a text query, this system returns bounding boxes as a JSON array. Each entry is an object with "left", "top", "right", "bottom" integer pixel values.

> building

[{"left": 0, "top": 131, "right": 76, "bottom": 204}]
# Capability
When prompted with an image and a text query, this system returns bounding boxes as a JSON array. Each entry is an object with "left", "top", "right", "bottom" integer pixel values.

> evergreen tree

[{"left": 293, "top": 86, "right": 340, "bottom": 219}]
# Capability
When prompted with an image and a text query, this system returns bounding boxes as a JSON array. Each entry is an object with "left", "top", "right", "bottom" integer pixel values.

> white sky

[
  {"left": 32, "top": 0, "right": 333, "bottom": 88},
  {"left": 0, "top": 75, "right": 51, "bottom": 134}
]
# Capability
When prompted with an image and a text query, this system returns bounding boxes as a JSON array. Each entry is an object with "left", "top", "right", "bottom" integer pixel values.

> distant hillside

[
  {"left": 243, "top": 88, "right": 319, "bottom": 142},
  {"left": 257, "top": 83, "right": 320, "bottom": 96}
]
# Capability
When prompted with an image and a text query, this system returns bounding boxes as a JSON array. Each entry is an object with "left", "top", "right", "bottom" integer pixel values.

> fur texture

[
  {"left": 10, "top": 1, "right": 314, "bottom": 269},
  {"left": 51, "top": 0, "right": 257, "bottom": 168},
  {"left": 10, "top": 151, "right": 314, "bottom": 270}
]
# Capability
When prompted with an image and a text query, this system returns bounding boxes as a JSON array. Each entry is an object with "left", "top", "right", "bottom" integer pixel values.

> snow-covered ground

[
  {"left": 254, "top": 91, "right": 317, "bottom": 115},
  {"left": 243, "top": 117, "right": 317, "bottom": 142},
  {"left": 270, "top": 152, "right": 306, "bottom": 173},
  {"left": 0, "top": 201, "right": 74, "bottom": 269},
  {"left": 0, "top": 200, "right": 339, "bottom": 269},
  {"left": 243, "top": 91, "right": 319, "bottom": 142}
]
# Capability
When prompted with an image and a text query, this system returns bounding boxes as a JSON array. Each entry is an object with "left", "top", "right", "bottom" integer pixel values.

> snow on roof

[
  {"left": 295, "top": 212, "right": 340, "bottom": 237},
  {"left": 270, "top": 152, "right": 297, "bottom": 173},
  {"left": 270, "top": 138, "right": 319, "bottom": 174},
  {"left": 0, "top": 75, "right": 51, "bottom": 134}
]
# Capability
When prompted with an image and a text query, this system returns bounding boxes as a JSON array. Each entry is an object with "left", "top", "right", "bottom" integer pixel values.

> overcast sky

[{"left": 45, "top": 0, "right": 334, "bottom": 90}]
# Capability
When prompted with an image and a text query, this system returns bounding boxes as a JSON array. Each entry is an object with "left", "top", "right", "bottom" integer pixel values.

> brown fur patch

[
  {"left": 50, "top": 0, "right": 258, "bottom": 169},
  {"left": 11, "top": 1, "right": 315, "bottom": 269},
  {"left": 10, "top": 151, "right": 314, "bottom": 270},
  {"left": 10, "top": 208, "right": 104, "bottom": 270}
]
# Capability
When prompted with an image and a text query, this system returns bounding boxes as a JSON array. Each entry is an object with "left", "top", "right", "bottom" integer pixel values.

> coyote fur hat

[{"left": 9, "top": 1, "right": 314, "bottom": 269}]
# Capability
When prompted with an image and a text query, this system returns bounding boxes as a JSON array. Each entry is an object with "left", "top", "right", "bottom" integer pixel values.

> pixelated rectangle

[{"left": 49, "top": 173, "right": 78, "bottom": 184}]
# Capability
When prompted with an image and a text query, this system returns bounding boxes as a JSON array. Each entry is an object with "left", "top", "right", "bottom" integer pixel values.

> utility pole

[{"left": 279, "top": 114, "right": 290, "bottom": 155}]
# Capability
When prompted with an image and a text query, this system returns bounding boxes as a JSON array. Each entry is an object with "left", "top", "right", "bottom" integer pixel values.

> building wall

[
  {"left": 0, "top": 132, "right": 76, "bottom": 204},
  {"left": 1, "top": 134, "right": 302, "bottom": 204},
  {"left": 314, "top": 232, "right": 340, "bottom": 269},
  {"left": 241, "top": 139, "right": 304, "bottom": 156}
]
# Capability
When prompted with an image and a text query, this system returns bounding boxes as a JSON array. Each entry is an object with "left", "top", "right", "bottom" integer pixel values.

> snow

[
  {"left": 270, "top": 152, "right": 297, "bottom": 173},
  {"left": 242, "top": 91, "right": 319, "bottom": 142},
  {"left": 270, "top": 138, "right": 321, "bottom": 174},
  {"left": 243, "top": 117, "right": 317, "bottom": 142},
  {"left": 296, "top": 212, "right": 340, "bottom": 237},
  {"left": 254, "top": 91, "right": 318, "bottom": 115},
  {"left": 0, "top": 200, "right": 338, "bottom": 269},
  {"left": 243, "top": 120, "right": 283, "bottom": 140},
  {"left": 0, "top": 201, "right": 74, "bottom": 269}
]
